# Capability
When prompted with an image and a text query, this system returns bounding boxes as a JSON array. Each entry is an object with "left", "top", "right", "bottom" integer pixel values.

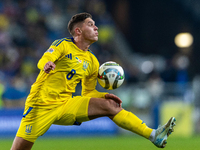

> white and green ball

[{"left": 97, "top": 61, "right": 125, "bottom": 90}]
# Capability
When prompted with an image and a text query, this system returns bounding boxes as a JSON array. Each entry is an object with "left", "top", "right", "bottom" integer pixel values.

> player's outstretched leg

[{"left": 152, "top": 117, "right": 176, "bottom": 148}]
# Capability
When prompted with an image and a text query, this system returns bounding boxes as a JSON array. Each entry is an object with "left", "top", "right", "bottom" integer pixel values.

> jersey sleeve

[
  {"left": 81, "top": 59, "right": 108, "bottom": 98},
  {"left": 37, "top": 40, "right": 65, "bottom": 70}
]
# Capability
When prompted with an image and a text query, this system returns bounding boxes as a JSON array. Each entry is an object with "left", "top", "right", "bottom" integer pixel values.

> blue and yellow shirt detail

[{"left": 25, "top": 37, "right": 107, "bottom": 108}]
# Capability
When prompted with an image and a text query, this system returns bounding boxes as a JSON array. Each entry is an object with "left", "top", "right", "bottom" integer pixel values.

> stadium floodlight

[{"left": 174, "top": 32, "right": 193, "bottom": 48}]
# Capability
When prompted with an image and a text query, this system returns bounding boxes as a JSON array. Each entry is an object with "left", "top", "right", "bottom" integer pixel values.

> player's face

[{"left": 80, "top": 18, "right": 98, "bottom": 43}]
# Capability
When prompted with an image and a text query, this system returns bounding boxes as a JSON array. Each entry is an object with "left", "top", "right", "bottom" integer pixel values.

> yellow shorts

[{"left": 16, "top": 96, "right": 91, "bottom": 143}]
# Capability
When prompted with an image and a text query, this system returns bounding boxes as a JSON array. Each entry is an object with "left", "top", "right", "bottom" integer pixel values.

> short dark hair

[{"left": 68, "top": 12, "right": 92, "bottom": 36}]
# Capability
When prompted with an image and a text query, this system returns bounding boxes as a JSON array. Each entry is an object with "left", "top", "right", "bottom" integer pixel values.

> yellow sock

[{"left": 113, "top": 109, "right": 153, "bottom": 139}]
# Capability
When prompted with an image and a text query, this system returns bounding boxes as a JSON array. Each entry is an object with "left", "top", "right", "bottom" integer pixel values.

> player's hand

[
  {"left": 44, "top": 61, "right": 56, "bottom": 73},
  {"left": 105, "top": 93, "right": 122, "bottom": 107}
]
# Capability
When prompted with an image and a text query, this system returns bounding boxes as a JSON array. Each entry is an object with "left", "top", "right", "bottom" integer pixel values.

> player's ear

[{"left": 75, "top": 27, "right": 82, "bottom": 35}]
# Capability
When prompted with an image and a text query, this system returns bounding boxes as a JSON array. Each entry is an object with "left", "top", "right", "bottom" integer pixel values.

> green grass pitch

[{"left": 1, "top": 135, "right": 200, "bottom": 150}]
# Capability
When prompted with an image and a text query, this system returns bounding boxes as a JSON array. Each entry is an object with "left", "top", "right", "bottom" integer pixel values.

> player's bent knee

[
  {"left": 103, "top": 99, "right": 122, "bottom": 114},
  {"left": 88, "top": 98, "right": 122, "bottom": 119}
]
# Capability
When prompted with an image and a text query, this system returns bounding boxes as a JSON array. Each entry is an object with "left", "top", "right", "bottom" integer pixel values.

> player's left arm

[
  {"left": 104, "top": 93, "right": 122, "bottom": 107},
  {"left": 81, "top": 60, "right": 108, "bottom": 98},
  {"left": 81, "top": 73, "right": 108, "bottom": 98},
  {"left": 81, "top": 54, "right": 122, "bottom": 105},
  {"left": 82, "top": 76, "right": 122, "bottom": 106}
]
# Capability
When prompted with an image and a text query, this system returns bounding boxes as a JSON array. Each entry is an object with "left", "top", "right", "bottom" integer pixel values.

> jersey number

[{"left": 67, "top": 69, "right": 76, "bottom": 80}]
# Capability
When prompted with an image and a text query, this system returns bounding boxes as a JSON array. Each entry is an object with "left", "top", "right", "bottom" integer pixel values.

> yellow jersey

[{"left": 25, "top": 38, "right": 107, "bottom": 108}]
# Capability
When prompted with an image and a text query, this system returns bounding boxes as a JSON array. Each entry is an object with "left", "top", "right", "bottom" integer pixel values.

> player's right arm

[
  {"left": 37, "top": 39, "right": 65, "bottom": 72},
  {"left": 43, "top": 61, "right": 56, "bottom": 73}
]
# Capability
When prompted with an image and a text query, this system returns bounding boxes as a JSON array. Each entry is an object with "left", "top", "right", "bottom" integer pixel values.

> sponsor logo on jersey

[
  {"left": 25, "top": 125, "right": 32, "bottom": 135},
  {"left": 46, "top": 48, "right": 54, "bottom": 53},
  {"left": 66, "top": 53, "right": 72, "bottom": 60},
  {"left": 82, "top": 61, "right": 89, "bottom": 71}
]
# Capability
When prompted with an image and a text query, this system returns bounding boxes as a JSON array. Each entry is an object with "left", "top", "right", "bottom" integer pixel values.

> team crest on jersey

[
  {"left": 82, "top": 61, "right": 89, "bottom": 71},
  {"left": 25, "top": 125, "right": 32, "bottom": 135},
  {"left": 75, "top": 57, "right": 82, "bottom": 63},
  {"left": 46, "top": 48, "right": 54, "bottom": 53}
]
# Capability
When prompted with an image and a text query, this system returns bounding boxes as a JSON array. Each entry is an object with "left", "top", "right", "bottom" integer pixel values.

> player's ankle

[{"left": 149, "top": 129, "right": 156, "bottom": 142}]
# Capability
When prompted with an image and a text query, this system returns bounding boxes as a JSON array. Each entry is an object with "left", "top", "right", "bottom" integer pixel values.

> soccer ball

[{"left": 97, "top": 61, "right": 125, "bottom": 90}]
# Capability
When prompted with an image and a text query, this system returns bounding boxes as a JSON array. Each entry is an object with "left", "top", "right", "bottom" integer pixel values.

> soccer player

[{"left": 11, "top": 12, "right": 176, "bottom": 150}]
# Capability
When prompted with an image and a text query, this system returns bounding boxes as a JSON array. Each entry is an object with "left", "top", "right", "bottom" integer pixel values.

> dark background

[{"left": 106, "top": 0, "right": 200, "bottom": 76}]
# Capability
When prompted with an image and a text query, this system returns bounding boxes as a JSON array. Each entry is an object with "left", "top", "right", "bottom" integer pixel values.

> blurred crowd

[
  {"left": 0, "top": 0, "right": 120, "bottom": 108},
  {"left": 0, "top": 0, "right": 195, "bottom": 109}
]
